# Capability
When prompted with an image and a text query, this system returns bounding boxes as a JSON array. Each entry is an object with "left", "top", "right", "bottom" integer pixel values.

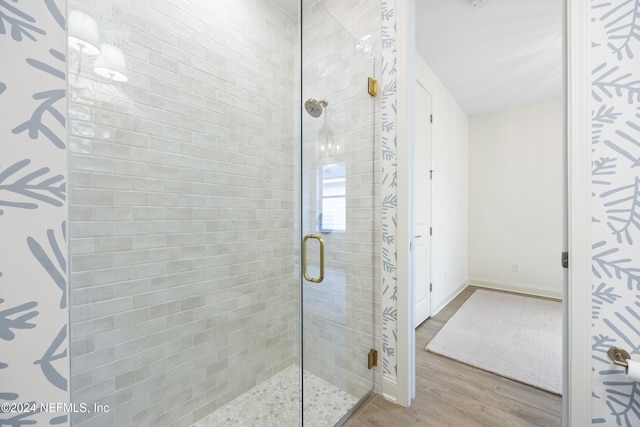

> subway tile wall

[{"left": 67, "top": 1, "right": 297, "bottom": 426}]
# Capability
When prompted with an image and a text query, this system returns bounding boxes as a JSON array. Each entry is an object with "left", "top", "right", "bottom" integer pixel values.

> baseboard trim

[
  {"left": 381, "top": 374, "right": 398, "bottom": 403},
  {"left": 469, "top": 279, "right": 562, "bottom": 300},
  {"left": 432, "top": 282, "right": 468, "bottom": 316}
]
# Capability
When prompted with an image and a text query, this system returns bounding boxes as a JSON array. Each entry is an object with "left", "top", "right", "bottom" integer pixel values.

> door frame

[{"left": 393, "top": 0, "right": 592, "bottom": 425}]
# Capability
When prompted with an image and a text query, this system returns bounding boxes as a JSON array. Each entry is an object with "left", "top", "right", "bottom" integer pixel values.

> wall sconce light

[{"left": 93, "top": 44, "right": 129, "bottom": 82}]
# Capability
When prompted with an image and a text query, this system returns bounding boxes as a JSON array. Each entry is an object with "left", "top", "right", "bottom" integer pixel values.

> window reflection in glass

[{"left": 318, "top": 163, "right": 345, "bottom": 233}]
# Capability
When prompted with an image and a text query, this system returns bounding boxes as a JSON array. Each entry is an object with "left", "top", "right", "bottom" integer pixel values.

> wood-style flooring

[{"left": 342, "top": 286, "right": 562, "bottom": 427}]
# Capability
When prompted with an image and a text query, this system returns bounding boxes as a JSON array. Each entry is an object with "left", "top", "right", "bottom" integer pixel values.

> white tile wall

[{"left": 68, "top": 1, "right": 297, "bottom": 426}]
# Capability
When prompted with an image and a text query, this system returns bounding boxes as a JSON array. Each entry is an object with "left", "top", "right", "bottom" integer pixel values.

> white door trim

[
  {"left": 394, "top": 0, "right": 416, "bottom": 407},
  {"left": 564, "top": 0, "right": 592, "bottom": 425}
]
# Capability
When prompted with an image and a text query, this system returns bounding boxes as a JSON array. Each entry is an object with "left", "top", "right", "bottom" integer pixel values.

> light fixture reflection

[
  {"left": 68, "top": 10, "right": 101, "bottom": 55},
  {"left": 316, "top": 112, "right": 340, "bottom": 161},
  {"left": 93, "top": 44, "right": 129, "bottom": 82}
]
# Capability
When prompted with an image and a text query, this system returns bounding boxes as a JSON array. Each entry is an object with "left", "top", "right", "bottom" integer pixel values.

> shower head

[{"left": 304, "top": 98, "right": 328, "bottom": 118}]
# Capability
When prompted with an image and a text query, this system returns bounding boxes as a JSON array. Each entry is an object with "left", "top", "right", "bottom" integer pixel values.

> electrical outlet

[{"left": 512, "top": 263, "right": 520, "bottom": 272}]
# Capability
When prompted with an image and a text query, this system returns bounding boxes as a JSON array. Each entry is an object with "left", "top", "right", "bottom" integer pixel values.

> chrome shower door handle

[{"left": 303, "top": 234, "right": 324, "bottom": 283}]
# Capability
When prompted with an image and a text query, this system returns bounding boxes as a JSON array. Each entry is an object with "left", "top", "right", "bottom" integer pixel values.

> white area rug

[{"left": 425, "top": 289, "right": 562, "bottom": 395}]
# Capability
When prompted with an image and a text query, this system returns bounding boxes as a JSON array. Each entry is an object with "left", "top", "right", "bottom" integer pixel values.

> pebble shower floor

[{"left": 192, "top": 366, "right": 358, "bottom": 426}]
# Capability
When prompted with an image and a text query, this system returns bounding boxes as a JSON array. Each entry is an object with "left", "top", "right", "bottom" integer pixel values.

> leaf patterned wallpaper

[
  {"left": 0, "top": 0, "right": 69, "bottom": 426},
  {"left": 591, "top": 1, "right": 640, "bottom": 425},
  {"left": 380, "top": 0, "right": 398, "bottom": 384}
]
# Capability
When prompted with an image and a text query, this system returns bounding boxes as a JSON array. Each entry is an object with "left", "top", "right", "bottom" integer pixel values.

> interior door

[{"left": 414, "top": 82, "right": 432, "bottom": 327}]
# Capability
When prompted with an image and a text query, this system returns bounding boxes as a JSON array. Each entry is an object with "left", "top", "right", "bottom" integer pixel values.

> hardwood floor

[{"left": 342, "top": 286, "right": 562, "bottom": 427}]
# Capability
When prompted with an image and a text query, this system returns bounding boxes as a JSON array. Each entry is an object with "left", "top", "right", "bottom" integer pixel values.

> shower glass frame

[
  {"left": 65, "top": 0, "right": 378, "bottom": 425},
  {"left": 300, "top": 2, "right": 378, "bottom": 425}
]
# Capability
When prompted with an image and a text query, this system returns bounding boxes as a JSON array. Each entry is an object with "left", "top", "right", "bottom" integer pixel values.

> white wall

[
  {"left": 416, "top": 55, "right": 469, "bottom": 315},
  {"left": 468, "top": 98, "right": 564, "bottom": 299}
]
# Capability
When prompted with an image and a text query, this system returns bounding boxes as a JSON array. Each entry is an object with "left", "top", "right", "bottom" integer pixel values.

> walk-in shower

[{"left": 66, "top": 0, "right": 380, "bottom": 426}]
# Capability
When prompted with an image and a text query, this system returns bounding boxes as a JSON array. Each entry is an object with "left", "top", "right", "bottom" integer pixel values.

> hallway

[{"left": 344, "top": 286, "right": 562, "bottom": 426}]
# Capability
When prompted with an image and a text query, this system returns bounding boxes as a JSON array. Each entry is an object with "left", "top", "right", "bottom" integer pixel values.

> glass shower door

[{"left": 300, "top": 2, "right": 378, "bottom": 425}]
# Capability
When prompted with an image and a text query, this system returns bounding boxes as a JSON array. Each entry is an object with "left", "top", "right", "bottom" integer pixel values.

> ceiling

[{"left": 416, "top": 0, "right": 563, "bottom": 116}]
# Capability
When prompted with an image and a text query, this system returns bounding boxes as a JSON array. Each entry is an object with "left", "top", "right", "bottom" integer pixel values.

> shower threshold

[{"left": 192, "top": 365, "right": 358, "bottom": 427}]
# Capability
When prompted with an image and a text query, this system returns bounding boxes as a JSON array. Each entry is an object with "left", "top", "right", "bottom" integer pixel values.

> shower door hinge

[
  {"left": 430, "top": 114, "right": 433, "bottom": 123},
  {"left": 430, "top": 283, "right": 433, "bottom": 292},
  {"left": 368, "top": 77, "right": 378, "bottom": 97},
  {"left": 430, "top": 227, "right": 433, "bottom": 236},
  {"left": 562, "top": 251, "right": 569, "bottom": 269},
  {"left": 368, "top": 349, "right": 378, "bottom": 369}
]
